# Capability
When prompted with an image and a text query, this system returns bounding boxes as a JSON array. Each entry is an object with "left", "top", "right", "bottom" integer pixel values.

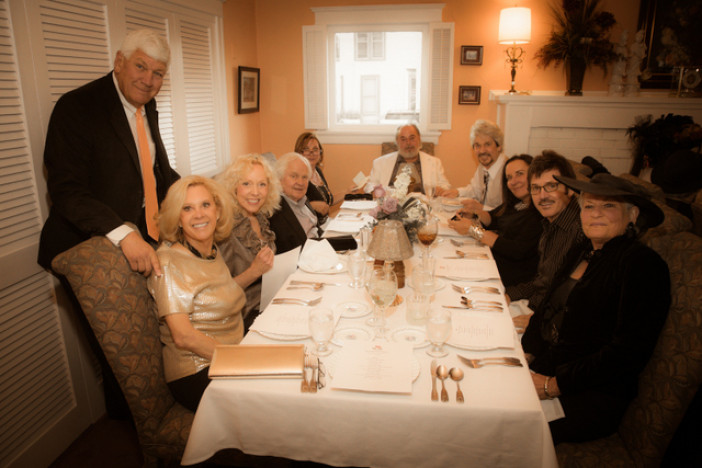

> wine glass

[
  {"left": 426, "top": 309, "right": 452, "bottom": 357},
  {"left": 309, "top": 307, "right": 334, "bottom": 356},
  {"left": 365, "top": 264, "right": 398, "bottom": 338},
  {"left": 417, "top": 216, "right": 439, "bottom": 267}
]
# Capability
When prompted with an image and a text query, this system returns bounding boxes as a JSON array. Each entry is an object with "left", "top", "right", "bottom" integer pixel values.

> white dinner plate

[
  {"left": 335, "top": 301, "right": 371, "bottom": 319},
  {"left": 390, "top": 326, "right": 429, "bottom": 349},
  {"left": 331, "top": 327, "right": 372, "bottom": 347},
  {"left": 253, "top": 329, "right": 309, "bottom": 341},
  {"left": 446, "top": 340, "right": 514, "bottom": 351},
  {"left": 407, "top": 276, "right": 446, "bottom": 293},
  {"left": 298, "top": 262, "right": 347, "bottom": 274}
]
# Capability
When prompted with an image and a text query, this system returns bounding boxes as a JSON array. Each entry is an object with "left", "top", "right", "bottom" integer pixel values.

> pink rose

[
  {"left": 372, "top": 185, "right": 386, "bottom": 199},
  {"left": 382, "top": 197, "right": 398, "bottom": 214},
  {"left": 369, "top": 206, "right": 381, "bottom": 218}
]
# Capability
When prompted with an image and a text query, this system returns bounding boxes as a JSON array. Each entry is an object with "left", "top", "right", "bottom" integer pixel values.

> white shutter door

[
  {"left": 180, "top": 18, "right": 217, "bottom": 175},
  {"left": 427, "top": 22, "right": 453, "bottom": 130},
  {"left": 303, "top": 25, "right": 327, "bottom": 130},
  {"left": 0, "top": 1, "right": 76, "bottom": 465},
  {"left": 124, "top": 6, "right": 177, "bottom": 170}
]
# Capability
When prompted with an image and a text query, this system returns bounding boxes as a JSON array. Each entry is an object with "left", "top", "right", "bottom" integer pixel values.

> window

[{"left": 303, "top": 4, "right": 453, "bottom": 144}]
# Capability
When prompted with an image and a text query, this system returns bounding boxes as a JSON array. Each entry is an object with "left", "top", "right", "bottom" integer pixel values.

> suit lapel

[{"left": 104, "top": 75, "right": 141, "bottom": 172}]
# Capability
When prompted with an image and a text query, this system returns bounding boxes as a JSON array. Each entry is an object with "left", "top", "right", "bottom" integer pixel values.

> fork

[
  {"left": 286, "top": 283, "right": 324, "bottom": 291},
  {"left": 460, "top": 296, "right": 503, "bottom": 307},
  {"left": 301, "top": 352, "right": 311, "bottom": 393},
  {"left": 271, "top": 297, "right": 322, "bottom": 306},
  {"left": 443, "top": 250, "right": 490, "bottom": 260},
  {"left": 305, "top": 355, "right": 318, "bottom": 393},
  {"left": 458, "top": 356, "right": 523, "bottom": 368},
  {"left": 451, "top": 284, "right": 501, "bottom": 295},
  {"left": 450, "top": 239, "right": 465, "bottom": 247}
]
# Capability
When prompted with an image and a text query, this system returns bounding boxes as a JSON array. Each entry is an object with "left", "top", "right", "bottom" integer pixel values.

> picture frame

[
  {"left": 238, "top": 66, "right": 260, "bottom": 113},
  {"left": 460, "top": 46, "right": 483, "bottom": 66},
  {"left": 458, "top": 86, "right": 481, "bottom": 105},
  {"left": 637, "top": 0, "right": 702, "bottom": 89}
]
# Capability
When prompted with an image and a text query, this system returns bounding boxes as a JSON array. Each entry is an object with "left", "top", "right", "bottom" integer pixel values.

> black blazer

[
  {"left": 268, "top": 198, "right": 321, "bottom": 254},
  {"left": 38, "top": 72, "right": 179, "bottom": 268}
]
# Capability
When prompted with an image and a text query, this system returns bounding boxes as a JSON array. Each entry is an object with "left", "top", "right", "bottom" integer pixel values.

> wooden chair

[
  {"left": 556, "top": 231, "right": 702, "bottom": 467},
  {"left": 52, "top": 237, "right": 193, "bottom": 467}
]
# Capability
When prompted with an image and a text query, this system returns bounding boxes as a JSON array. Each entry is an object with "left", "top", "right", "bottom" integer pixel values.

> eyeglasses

[
  {"left": 530, "top": 182, "right": 560, "bottom": 194},
  {"left": 303, "top": 147, "right": 322, "bottom": 155}
]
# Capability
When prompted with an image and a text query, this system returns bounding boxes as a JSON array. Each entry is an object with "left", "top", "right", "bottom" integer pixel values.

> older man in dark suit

[{"left": 38, "top": 29, "right": 179, "bottom": 276}]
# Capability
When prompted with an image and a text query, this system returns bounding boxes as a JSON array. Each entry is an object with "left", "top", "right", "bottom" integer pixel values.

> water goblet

[
  {"left": 309, "top": 307, "right": 334, "bottom": 356},
  {"left": 348, "top": 252, "right": 366, "bottom": 288},
  {"left": 365, "top": 265, "right": 398, "bottom": 338},
  {"left": 426, "top": 309, "right": 452, "bottom": 357}
]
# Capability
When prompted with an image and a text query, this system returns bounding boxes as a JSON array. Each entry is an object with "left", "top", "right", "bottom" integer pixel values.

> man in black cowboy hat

[{"left": 523, "top": 172, "right": 669, "bottom": 445}]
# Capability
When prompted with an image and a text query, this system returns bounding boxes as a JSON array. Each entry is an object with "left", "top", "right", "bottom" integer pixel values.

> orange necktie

[{"left": 135, "top": 109, "right": 159, "bottom": 241}]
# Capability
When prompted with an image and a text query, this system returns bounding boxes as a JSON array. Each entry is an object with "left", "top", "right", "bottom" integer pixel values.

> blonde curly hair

[
  {"left": 216, "top": 153, "right": 281, "bottom": 217},
  {"left": 157, "top": 175, "right": 234, "bottom": 244}
]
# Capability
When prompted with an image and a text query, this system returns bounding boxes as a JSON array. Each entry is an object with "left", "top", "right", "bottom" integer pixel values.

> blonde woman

[
  {"left": 148, "top": 175, "right": 245, "bottom": 411},
  {"left": 218, "top": 154, "right": 281, "bottom": 331}
]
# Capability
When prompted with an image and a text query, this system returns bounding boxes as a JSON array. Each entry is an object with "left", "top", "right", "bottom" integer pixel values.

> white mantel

[{"left": 490, "top": 91, "right": 702, "bottom": 175}]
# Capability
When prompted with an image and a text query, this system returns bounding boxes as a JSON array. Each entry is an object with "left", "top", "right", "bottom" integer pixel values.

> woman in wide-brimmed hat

[{"left": 522, "top": 173, "right": 671, "bottom": 445}]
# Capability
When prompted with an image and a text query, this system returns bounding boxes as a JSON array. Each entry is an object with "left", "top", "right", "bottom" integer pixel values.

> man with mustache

[
  {"left": 365, "top": 123, "right": 451, "bottom": 195},
  {"left": 443, "top": 119, "right": 507, "bottom": 211},
  {"left": 506, "top": 151, "right": 586, "bottom": 315}
]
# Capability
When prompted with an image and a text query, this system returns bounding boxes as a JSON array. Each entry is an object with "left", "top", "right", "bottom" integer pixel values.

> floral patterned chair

[
  {"left": 556, "top": 231, "right": 702, "bottom": 467},
  {"left": 52, "top": 236, "right": 193, "bottom": 467}
]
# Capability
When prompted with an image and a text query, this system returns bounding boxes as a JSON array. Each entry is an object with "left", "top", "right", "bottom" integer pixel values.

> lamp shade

[
  {"left": 498, "top": 7, "right": 531, "bottom": 44},
  {"left": 366, "top": 220, "right": 413, "bottom": 261}
]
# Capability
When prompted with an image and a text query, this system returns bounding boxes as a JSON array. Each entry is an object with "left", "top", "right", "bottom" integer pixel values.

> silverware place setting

[
  {"left": 451, "top": 283, "right": 501, "bottom": 295},
  {"left": 459, "top": 296, "right": 503, "bottom": 307},
  {"left": 271, "top": 297, "right": 322, "bottom": 306},
  {"left": 457, "top": 355, "right": 523, "bottom": 368},
  {"left": 442, "top": 302, "right": 503, "bottom": 312},
  {"left": 290, "top": 280, "right": 345, "bottom": 287},
  {"left": 443, "top": 250, "right": 490, "bottom": 260}
]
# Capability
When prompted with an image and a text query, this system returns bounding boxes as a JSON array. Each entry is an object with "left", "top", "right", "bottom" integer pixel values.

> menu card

[
  {"left": 330, "top": 341, "right": 414, "bottom": 394},
  {"left": 435, "top": 259, "right": 500, "bottom": 280},
  {"left": 449, "top": 314, "right": 514, "bottom": 350}
]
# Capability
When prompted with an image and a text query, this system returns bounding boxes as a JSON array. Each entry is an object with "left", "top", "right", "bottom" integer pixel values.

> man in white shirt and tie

[{"left": 443, "top": 119, "right": 507, "bottom": 211}]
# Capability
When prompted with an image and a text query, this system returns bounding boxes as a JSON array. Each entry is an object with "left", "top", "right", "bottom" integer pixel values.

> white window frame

[{"left": 302, "top": 4, "right": 453, "bottom": 144}]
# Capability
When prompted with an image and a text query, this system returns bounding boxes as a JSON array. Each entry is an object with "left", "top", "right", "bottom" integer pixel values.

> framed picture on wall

[
  {"left": 460, "top": 46, "right": 483, "bottom": 65},
  {"left": 238, "top": 66, "right": 260, "bottom": 113},
  {"left": 458, "top": 86, "right": 481, "bottom": 105}
]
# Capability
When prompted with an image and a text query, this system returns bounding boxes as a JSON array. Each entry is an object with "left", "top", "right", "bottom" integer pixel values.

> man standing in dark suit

[
  {"left": 38, "top": 28, "right": 179, "bottom": 276},
  {"left": 38, "top": 29, "right": 179, "bottom": 418}
]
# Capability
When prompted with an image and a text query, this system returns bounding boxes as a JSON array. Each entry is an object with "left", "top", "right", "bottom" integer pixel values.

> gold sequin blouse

[{"left": 148, "top": 243, "right": 245, "bottom": 382}]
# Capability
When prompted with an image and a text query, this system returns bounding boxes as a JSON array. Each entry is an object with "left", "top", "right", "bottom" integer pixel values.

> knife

[
  {"left": 442, "top": 305, "right": 503, "bottom": 312},
  {"left": 289, "top": 280, "right": 345, "bottom": 286},
  {"left": 430, "top": 359, "right": 438, "bottom": 401}
]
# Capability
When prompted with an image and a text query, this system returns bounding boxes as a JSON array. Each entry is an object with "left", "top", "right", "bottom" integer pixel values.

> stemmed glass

[
  {"left": 365, "top": 264, "right": 398, "bottom": 339},
  {"left": 309, "top": 307, "right": 334, "bottom": 356},
  {"left": 426, "top": 309, "right": 452, "bottom": 357},
  {"left": 417, "top": 216, "right": 439, "bottom": 268}
]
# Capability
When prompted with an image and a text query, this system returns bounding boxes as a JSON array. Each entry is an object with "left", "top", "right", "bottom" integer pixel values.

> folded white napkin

[
  {"left": 340, "top": 200, "right": 378, "bottom": 211},
  {"left": 298, "top": 239, "right": 339, "bottom": 272}
]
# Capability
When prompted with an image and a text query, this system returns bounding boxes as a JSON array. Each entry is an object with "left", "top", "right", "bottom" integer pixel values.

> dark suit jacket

[
  {"left": 38, "top": 72, "right": 179, "bottom": 268},
  {"left": 268, "top": 197, "right": 320, "bottom": 254}
]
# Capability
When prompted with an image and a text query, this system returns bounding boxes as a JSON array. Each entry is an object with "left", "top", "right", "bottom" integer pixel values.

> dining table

[{"left": 180, "top": 201, "right": 558, "bottom": 468}]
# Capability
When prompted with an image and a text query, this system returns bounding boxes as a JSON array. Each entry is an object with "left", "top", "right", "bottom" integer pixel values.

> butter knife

[
  {"left": 442, "top": 305, "right": 503, "bottom": 312},
  {"left": 430, "top": 359, "right": 439, "bottom": 401}
]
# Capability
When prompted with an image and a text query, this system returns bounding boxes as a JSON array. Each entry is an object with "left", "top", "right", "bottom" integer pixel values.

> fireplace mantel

[{"left": 489, "top": 90, "right": 702, "bottom": 174}]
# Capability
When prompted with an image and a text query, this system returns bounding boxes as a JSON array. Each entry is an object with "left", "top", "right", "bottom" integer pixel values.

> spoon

[
  {"left": 449, "top": 367, "right": 464, "bottom": 403},
  {"left": 287, "top": 283, "right": 324, "bottom": 291},
  {"left": 436, "top": 365, "right": 449, "bottom": 402}
]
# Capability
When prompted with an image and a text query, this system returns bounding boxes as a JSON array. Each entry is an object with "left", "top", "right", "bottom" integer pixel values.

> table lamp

[
  {"left": 367, "top": 219, "right": 413, "bottom": 288},
  {"left": 498, "top": 7, "right": 531, "bottom": 94}
]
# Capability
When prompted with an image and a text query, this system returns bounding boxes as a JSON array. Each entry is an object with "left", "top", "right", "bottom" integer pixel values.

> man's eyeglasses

[
  {"left": 304, "top": 148, "right": 322, "bottom": 155},
  {"left": 530, "top": 182, "right": 560, "bottom": 194}
]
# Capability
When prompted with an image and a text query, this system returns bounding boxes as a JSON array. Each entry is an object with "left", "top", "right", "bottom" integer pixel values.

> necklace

[{"left": 183, "top": 239, "right": 217, "bottom": 260}]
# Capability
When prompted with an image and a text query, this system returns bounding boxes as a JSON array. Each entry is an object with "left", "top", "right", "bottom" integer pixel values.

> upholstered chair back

[
  {"left": 556, "top": 231, "right": 702, "bottom": 467},
  {"left": 52, "top": 236, "right": 193, "bottom": 465}
]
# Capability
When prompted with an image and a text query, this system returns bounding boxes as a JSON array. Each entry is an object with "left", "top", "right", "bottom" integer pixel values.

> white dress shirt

[{"left": 458, "top": 153, "right": 507, "bottom": 211}]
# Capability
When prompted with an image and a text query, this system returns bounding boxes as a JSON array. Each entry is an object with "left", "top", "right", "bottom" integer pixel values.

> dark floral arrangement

[
  {"left": 368, "top": 166, "right": 427, "bottom": 242},
  {"left": 535, "top": 0, "right": 620, "bottom": 74}
]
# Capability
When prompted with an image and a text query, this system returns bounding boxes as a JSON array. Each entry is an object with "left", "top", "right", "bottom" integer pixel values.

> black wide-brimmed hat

[{"left": 554, "top": 173, "right": 664, "bottom": 229}]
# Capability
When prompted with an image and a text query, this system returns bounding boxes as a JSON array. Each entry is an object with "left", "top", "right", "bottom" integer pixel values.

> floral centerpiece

[
  {"left": 368, "top": 165, "right": 427, "bottom": 242},
  {"left": 535, "top": 0, "right": 620, "bottom": 95}
]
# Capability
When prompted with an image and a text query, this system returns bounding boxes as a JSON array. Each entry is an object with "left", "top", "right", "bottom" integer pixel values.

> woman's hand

[
  {"left": 436, "top": 187, "right": 458, "bottom": 198},
  {"left": 250, "top": 246, "right": 274, "bottom": 276},
  {"left": 165, "top": 313, "right": 218, "bottom": 360},
  {"left": 460, "top": 198, "right": 484, "bottom": 217},
  {"left": 448, "top": 215, "right": 473, "bottom": 235},
  {"left": 531, "top": 372, "right": 560, "bottom": 400}
]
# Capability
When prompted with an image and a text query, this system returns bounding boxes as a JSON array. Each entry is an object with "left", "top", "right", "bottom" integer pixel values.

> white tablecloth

[{"left": 182, "top": 238, "right": 557, "bottom": 467}]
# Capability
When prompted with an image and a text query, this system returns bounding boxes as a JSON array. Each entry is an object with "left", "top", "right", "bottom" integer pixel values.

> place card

[
  {"left": 448, "top": 314, "right": 514, "bottom": 350},
  {"left": 330, "top": 341, "right": 414, "bottom": 394}
]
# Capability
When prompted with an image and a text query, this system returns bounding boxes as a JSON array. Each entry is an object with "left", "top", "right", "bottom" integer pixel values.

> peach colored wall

[{"left": 223, "top": 0, "right": 640, "bottom": 200}]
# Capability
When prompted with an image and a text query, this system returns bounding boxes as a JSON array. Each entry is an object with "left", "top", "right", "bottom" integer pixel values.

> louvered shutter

[
  {"left": 427, "top": 22, "right": 453, "bottom": 130},
  {"left": 302, "top": 25, "right": 327, "bottom": 130},
  {"left": 0, "top": 1, "right": 75, "bottom": 465}
]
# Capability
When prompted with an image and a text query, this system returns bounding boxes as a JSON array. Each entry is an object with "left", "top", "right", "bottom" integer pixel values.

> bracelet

[
  {"left": 468, "top": 225, "right": 485, "bottom": 241},
  {"left": 544, "top": 377, "right": 554, "bottom": 399}
]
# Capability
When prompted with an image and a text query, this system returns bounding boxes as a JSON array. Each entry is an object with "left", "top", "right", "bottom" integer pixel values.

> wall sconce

[{"left": 498, "top": 7, "right": 531, "bottom": 94}]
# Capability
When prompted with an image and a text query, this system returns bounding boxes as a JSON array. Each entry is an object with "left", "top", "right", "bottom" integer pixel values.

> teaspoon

[
  {"left": 436, "top": 365, "right": 449, "bottom": 402},
  {"left": 449, "top": 367, "right": 464, "bottom": 403}
]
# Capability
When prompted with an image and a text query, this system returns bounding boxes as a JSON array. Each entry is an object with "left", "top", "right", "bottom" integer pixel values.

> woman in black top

[
  {"left": 295, "top": 132, "right": 333, "bottom": 221},
  {"left": 448, "top": 154, "right": 543, "bottom": 286}
]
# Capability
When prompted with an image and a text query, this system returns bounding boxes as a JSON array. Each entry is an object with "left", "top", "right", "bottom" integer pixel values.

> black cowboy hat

[{"left": 554, "top": 173, "right": 664, "bottom": 230}]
